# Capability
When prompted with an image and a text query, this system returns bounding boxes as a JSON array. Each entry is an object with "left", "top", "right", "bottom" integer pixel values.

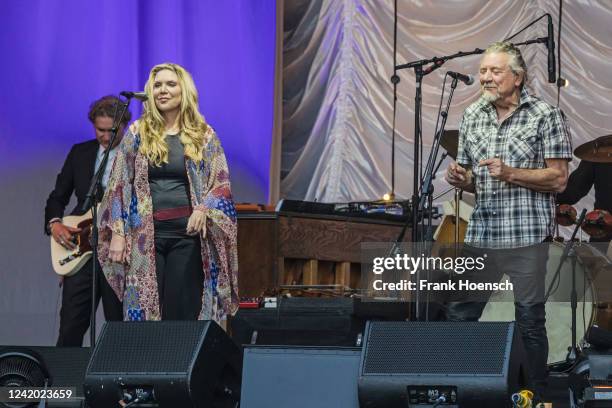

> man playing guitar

[{"left": 44, "top": 95, "right": 127, "bottom": 346}]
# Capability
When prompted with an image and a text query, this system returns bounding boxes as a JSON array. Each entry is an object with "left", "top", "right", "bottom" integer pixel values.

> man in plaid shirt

[{"left": 445, "top": 42, "right": 572, "bottom": 397}]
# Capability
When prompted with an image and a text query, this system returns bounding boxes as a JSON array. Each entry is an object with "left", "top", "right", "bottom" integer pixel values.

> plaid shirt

[{"left": 456, "top": 88, "right": 572, "bottom": 248}]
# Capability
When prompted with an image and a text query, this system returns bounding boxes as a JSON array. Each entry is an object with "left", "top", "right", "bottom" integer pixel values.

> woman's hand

[
  {"left": 109, "top": 233, "right": 127, "bottom": 263},
  {"left": 186, "top": 209, "right": 207, "bottom": 238}
]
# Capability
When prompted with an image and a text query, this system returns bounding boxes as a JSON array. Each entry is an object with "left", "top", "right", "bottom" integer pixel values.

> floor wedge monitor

[
  {"left": 84, "top": 321, "right": 241, "bottom": 408},
  {"left": 358, "top": 321, "right": 530, "bottom": 407}
]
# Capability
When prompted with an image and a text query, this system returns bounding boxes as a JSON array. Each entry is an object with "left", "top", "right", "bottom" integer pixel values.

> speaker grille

[
  {"left": 37, "top": 347, "right": 90, "bottom": 389},
  {"left": 362, "top": 322, "right": 511, "bottom": 375},
  {"left": 88, "top": 321, "right": 209, "bottom": 373}
]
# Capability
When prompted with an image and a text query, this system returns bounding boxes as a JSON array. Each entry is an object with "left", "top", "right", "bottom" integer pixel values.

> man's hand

[
  {"left": 479, "top": 158, "right": 512, "bottom": 181},
  {"left": 186, "top": 209, "right": 207, "bottom": 238},
  {"left": 51, "top": 222, "right": 81, "bottom": 250},
  {"left": 480, "top": 158, "right": 568, "bottom": 193},
  {"left": 109, "top": 234, "right": 127, "bottom": 264},
  {"left": 445, "top": 161, "right": 473, "bottom": 190}
]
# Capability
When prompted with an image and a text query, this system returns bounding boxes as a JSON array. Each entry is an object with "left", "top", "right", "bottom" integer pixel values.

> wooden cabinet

[{"left": 237, "top": 212, "right": 411, "bottom": 297}]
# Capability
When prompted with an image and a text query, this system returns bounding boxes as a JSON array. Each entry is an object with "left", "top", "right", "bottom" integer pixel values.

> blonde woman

[{"left": 97, "top": 63, "right": 238, "bottom": 323}]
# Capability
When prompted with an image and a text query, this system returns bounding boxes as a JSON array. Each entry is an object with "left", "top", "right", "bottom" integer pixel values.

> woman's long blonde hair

[{"left": 138, "top": 63, "right": 208, "bottom": 166}]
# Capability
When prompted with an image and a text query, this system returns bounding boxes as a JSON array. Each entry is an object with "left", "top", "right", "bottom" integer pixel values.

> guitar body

[{"left": 50, "top": 212, "right": 94, "bottom": 276}]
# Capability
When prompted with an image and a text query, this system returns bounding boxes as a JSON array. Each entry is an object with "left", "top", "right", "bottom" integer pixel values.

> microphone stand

[
  {"left": 544, "top": 208, "right": 587, "bottom": 365},
  {"left": 418, "top": 76, "right": 458, "bottom": 217},
  {"left": 81, "top": 96, "right": 133, "bottom": 348},
  {"left": 386, "top": 75, "right": 459, "bottom": 320},
  {"left": 416, "top": 76, "right": 460, "bottom": 320}
]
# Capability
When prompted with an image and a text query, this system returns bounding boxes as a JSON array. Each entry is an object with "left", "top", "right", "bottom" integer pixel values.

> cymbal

[
  {"left": 574, "top": 134, "right": 612, "bottom": 163},
  {"left": 440, "top": 129, "right": 459, "bottom": 159}
]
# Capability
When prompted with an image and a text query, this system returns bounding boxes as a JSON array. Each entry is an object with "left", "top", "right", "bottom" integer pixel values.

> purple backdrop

[
  {"left": 0, "top": 0, "right": 276, "bottom": 201},
  {"left": 0, "top": 0, "right": 276, "bottom": 345}
]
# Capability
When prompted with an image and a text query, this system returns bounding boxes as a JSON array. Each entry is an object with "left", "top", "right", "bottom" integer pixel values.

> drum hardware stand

[
  {"left": 568, "top": 245, "right": 579, "bottom": 362},
  {"left": 545, "top": 208, "right": 587, "bottom": 366}
]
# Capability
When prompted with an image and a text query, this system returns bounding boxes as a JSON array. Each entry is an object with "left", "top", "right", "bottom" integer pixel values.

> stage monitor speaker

[
  {"left": 240, "top": 345, "right": 360, "bottom": 408},
  {"left": 83, "top": 321, "right": 241, "bottom": 408},
  {"left": 358, "top": 321, "right": 530, "bottom": 407},
  {"left": 0, "top": 346, "right": 90, "bottom": 408}
]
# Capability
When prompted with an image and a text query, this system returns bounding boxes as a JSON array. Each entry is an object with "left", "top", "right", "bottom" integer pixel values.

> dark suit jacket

[
  {"left": 557, "top": 160, "right": 612, "bottom": 213},
  {"left": 44, "top": 139, "right": 100, "bottom": 234}
]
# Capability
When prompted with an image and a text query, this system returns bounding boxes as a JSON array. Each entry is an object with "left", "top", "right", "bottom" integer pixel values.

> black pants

[
  {"left": 154, "top": 235, "right": 203, "bottom": 320},
  {"left": 57, "top": 259, "right": 123, "bottom": 346},
  {"left": 445, "top": 244, "right": 549, "bottom": 391}
]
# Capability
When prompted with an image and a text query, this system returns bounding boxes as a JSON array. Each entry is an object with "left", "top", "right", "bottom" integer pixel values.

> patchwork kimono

[{"left": 97, "top": 122, "right": 239, "bottom": 321}]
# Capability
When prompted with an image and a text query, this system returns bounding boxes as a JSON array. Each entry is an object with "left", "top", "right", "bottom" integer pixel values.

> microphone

[
  {"left": 447, "top": 71, "right": 474, "bottom": 85},
  {"left": 547, "top": 14, "right": 556, "bottom": 84},
  {"left": 120, "top": 91, "right": 148, "bottom": 101}
]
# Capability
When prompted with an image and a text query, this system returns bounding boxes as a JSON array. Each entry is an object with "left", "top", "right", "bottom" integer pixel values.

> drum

[
  {"left": 556, "top": 204, "right": 577, "bottom": 227},
  {"left": 480, "top": 242, "right": 597, "bottom": 364},
  {"left": 582, "top": 209, "right": 612, "bottom": 240}
]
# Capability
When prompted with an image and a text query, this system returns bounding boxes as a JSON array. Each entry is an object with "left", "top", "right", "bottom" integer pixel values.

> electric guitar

[{"left": 50, "top": 212, "right": 94, "bottom": 276}]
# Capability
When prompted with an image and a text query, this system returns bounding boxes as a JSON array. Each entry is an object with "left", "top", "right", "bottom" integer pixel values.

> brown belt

[{"left": 153, "top": 206, "right": 192, "bottom": 221}]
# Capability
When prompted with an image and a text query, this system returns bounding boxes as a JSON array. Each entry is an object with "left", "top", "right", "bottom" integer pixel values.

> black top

[
  {"left": 556, "top": 160, "right": 612, "bottom": 213},
  {"left": 148, "top": 135, "right": 191, "bottom": 238}
]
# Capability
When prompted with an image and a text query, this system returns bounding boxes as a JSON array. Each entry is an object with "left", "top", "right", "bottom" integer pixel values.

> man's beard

[{"left": 481, "top": 88, "right": 500, "bottom": 103}]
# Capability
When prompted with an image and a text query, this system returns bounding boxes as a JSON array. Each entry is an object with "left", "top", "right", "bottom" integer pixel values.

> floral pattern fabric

[{"left": 97, "top": 123, "right": 239, "bottom": 321}]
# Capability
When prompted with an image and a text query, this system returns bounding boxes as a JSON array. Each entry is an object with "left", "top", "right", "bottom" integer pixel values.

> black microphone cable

[
  {"left": 503, "top": 13, "right": 550, "bottom": 43},
  {"left": 556, "top": 0, "right": 564, "bottom": 107}
]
